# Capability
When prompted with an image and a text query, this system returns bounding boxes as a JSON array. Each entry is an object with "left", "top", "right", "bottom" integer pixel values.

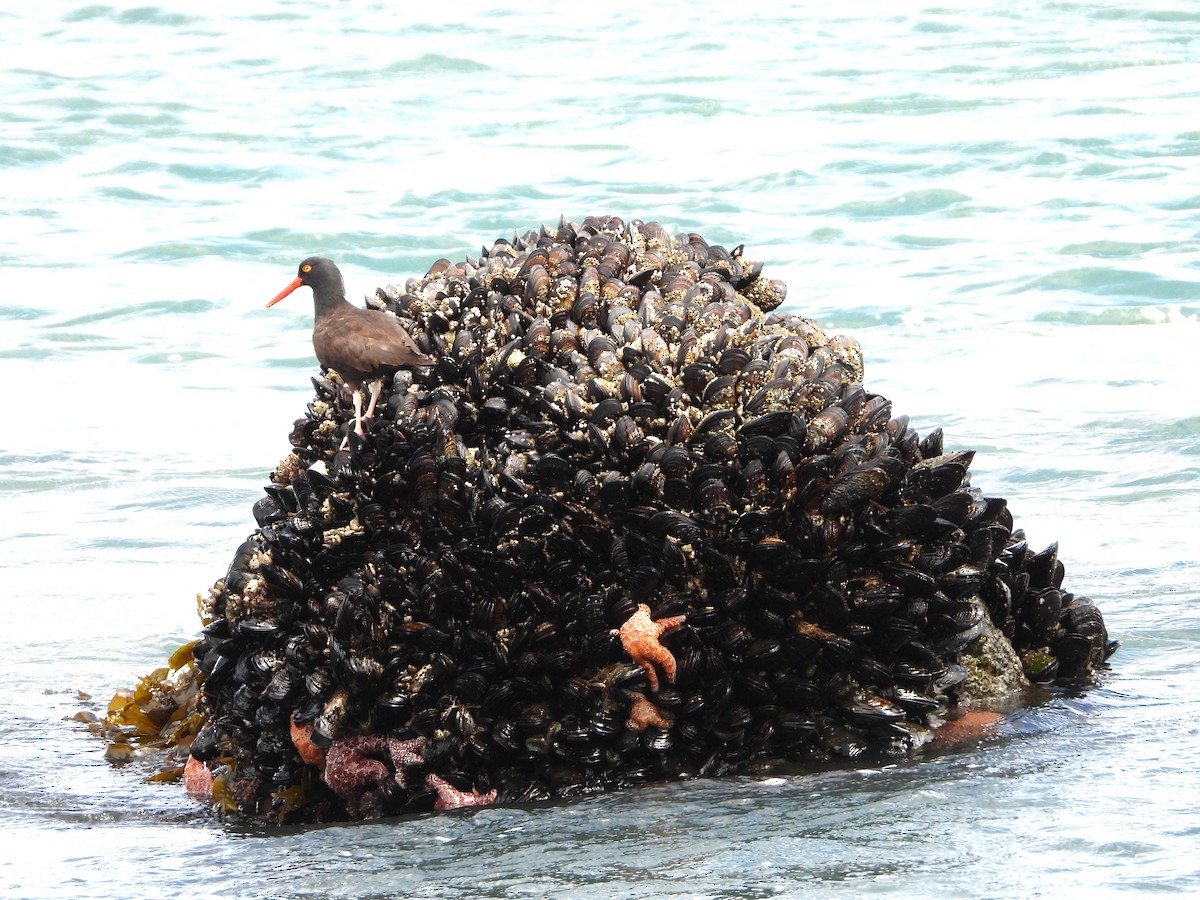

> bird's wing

[
  {"left": 357, "top": 309, "right": 434, "bottom": 367},
  {"left": 315, "top": 309, "right": 430, "bottom": 377},
  {"left": 365, "top": 311, "right": 433, "bottom": 368}
]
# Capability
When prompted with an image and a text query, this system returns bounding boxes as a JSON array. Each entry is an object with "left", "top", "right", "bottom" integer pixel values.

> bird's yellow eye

[{"left": 301, "top": 263, "right": 313, "bottom": 273}]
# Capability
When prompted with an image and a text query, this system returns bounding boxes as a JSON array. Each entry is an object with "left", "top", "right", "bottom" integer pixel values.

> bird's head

[{"left": 267, "top": 257, "right": 345, "bottom": 308}]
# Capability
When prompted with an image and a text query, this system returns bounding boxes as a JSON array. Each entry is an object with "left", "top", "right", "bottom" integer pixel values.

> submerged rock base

[{"left": 104, "top": 216, "right": 1114, "bottom": 822}]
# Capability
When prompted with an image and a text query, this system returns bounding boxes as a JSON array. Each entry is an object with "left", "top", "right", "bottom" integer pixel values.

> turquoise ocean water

[{"left": 2, "top": 2, "right": 1199, "bottom": 896}]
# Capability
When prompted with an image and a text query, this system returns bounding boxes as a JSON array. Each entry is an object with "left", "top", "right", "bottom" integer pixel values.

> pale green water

[{"left": 2, "top": 2, "right": 1199, "bottom": 897}]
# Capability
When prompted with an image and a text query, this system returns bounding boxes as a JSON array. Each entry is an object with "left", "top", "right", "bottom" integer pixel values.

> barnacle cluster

[{"left": 135, "top": 216, "right": 1114, "bottom": 821}]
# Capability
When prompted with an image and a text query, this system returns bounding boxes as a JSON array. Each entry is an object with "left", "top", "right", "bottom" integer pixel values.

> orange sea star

[
  {"left": 625, "top": 692, "right": 675, "bottom": 731},
  {"left": 426, "top": 774, "right": 497, "bottom": 810},
  {"left": 613, "top": 603, "right": 685, "bottom": 692},
  {"left": 183, "top": 755, "right": 214, "bottom": 802},
  {"left": 289, "top": 718, "right": 327, "bottom": 768}
]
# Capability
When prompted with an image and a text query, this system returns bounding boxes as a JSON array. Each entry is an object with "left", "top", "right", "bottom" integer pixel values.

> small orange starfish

[
  {"left": 613, "top": 603, "right": 685, "bottom": 692},
  {"left": 426, "top": 773, "right": 497, "bottom": 810},
  {"left": 290, "top": 718, "right": 327, "bottom": 768},
  {"left": 625, "top": 692, "right": 675, "bottom": 731},
  {"left": 183, "top": 755, "right": 214, "bottom": 803}
]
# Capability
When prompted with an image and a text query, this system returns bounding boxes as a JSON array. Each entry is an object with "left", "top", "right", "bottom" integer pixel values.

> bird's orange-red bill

[{"left": 267, "top": 276, "right": 303, "bottom": 308}]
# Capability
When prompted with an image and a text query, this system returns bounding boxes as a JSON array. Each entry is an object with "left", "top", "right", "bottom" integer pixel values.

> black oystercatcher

[{"left": 268, "top": 257, "right": 432, "bottom": 441}]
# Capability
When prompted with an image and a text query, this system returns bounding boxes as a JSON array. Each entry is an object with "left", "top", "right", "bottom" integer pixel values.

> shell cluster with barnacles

[{"left": 184, "top": 215, "right": 1113, "bottom": 821}]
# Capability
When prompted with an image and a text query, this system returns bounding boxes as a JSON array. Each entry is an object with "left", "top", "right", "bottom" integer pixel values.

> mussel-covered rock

[{"left": 124, "top": 216, "right": 1115, "bottom": 822}]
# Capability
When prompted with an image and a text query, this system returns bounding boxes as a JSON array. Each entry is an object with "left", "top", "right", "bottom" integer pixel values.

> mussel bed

[{"left": 145, "top": 216, "right": 1115, "bottom": 821}]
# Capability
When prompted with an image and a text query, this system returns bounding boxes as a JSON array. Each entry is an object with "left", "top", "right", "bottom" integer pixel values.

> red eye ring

[{"left": 301, "top": 264, "right": 312, "bottom": 273}]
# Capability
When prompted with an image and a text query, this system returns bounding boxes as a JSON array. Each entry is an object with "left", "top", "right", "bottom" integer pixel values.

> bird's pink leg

[
  {"left": 340, "top": 388, "right": 366, "bottom": 450},
  {"left": 352, "top": 388, "right": 366, "bottom": 437},
  {"left": 363, "top": 378, "right": 385, "bottom": 420}
]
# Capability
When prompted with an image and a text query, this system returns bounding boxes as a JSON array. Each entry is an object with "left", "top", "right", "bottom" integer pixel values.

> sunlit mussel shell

[
  {"left": 901, "top": 450, "right": 974, "bottom": 503},
  {"left": 840, "top": 692, "right": 907, "bottom": 730},
  {"left": 820, "top": 455, "right": 904, "bottom": 514},
  {"left": 806, "top": 406, "right": 850, "bottom": 453}
]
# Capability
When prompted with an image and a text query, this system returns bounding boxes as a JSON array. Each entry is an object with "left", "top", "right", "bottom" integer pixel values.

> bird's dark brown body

[
  {"left": 269, "top": 257, "right": 432, "bottom": 438},
  {"left": 311, "top": 301, "right": 429, "bottom": 388}
]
